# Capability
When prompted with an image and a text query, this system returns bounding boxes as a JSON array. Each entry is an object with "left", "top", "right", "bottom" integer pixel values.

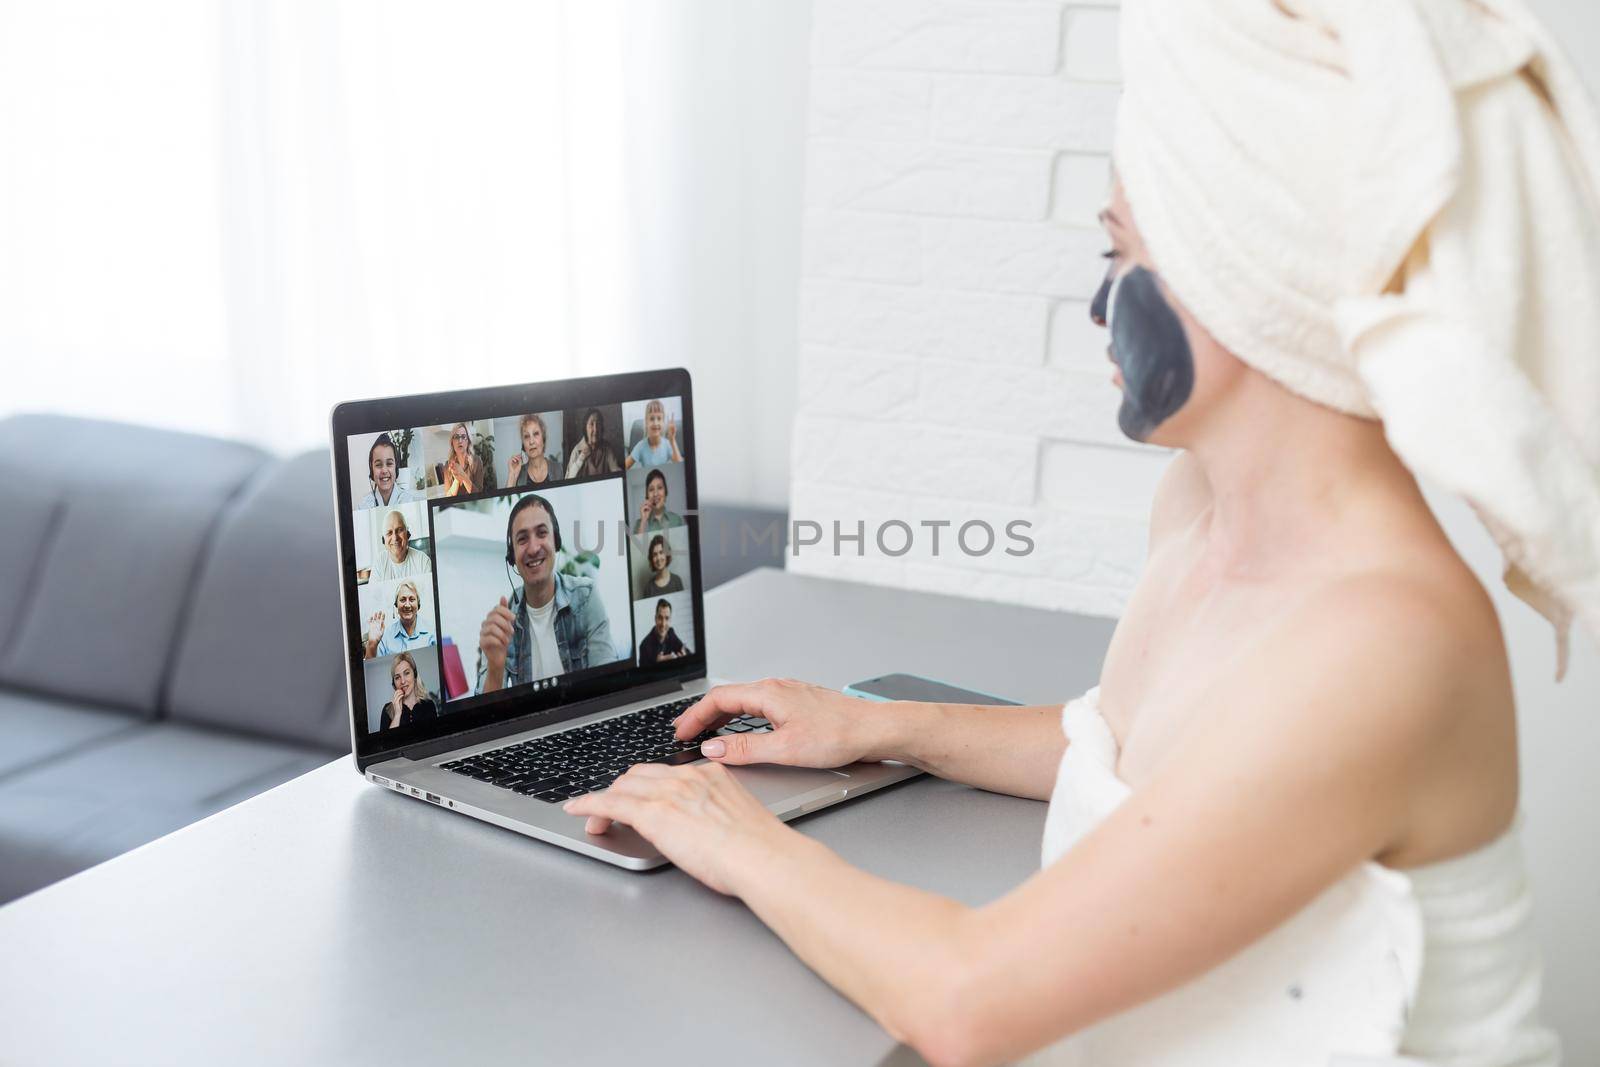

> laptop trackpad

[{"left": 725, "top": 763, "right": 851, "bottom": 807}]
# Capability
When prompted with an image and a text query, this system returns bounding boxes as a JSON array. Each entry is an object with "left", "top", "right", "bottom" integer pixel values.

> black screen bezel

[{"left": 329, "top": 368, "right": 706, "bottom": 770}]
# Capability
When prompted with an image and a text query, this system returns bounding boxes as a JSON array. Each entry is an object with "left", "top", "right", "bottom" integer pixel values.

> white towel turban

[{"left": 1116, "top": 0, "right": 1600, "bottom": 676}]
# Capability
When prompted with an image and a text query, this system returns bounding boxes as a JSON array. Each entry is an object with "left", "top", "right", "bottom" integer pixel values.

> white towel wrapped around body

[{"left": 1115, "top": 0, "right": 1600, "bottom": 675}]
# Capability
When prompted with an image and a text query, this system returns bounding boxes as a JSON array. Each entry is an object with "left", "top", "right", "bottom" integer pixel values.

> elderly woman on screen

[
  {"left": 507, "top": 413, "right": 557, "bottom": 487},
  {"left": 563, "top": 3, "right": 1600, "bottom": 1064}
]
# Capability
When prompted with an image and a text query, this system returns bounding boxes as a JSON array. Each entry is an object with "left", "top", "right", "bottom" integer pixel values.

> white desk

[{"left": 0, "top": 568, "right": 1114, "bottom": 1066}]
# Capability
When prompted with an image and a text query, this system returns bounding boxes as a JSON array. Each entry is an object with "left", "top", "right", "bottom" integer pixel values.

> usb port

[{"left": 425, "top": 793, "right": 441, "bottom": 804}]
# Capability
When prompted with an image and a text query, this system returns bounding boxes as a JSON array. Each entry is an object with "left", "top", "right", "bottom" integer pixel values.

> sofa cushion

[
  {"left": 165, "top": 450, "right": 351, "bottom": 751},
  {"left": 0, "top": 722, "right": 329, "bottom": 903},
  {"left": 0, "top": 484, "right": 65, "bottom": 651},
  {"left": 0, "top": 489, "right": 228, "bottom": 717},
  {"left": 0, "top": 415, "right": 267, "bottom": 717},
  {"left": 0, "top": 691, "right": 137, "bottom": 781}
]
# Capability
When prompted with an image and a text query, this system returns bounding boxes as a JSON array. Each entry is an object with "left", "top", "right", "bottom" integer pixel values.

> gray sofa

[
  {"left": 0, "top": 416, "right": 350, "bottom": 903},
  {"left": 0, "top": 414, "right": 787, "bottom": 905}
]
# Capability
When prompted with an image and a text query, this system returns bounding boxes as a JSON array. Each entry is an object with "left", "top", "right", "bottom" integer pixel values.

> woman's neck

[{"left": 1183, "top": 371, "right": 1434, "bottom": 577}]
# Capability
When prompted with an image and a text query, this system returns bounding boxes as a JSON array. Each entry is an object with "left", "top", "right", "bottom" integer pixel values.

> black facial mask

[
  {"left": 1090, "top": 260, "right": 1113, "bottom": 326},
  {"left": 1097, "top": 265, "right": 1194, "bottom": 442}
]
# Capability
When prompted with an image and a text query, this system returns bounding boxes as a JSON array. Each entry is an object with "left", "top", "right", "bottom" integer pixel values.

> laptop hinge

[{"left": 394, "top": 677, "right": 685, "bottom": 762}]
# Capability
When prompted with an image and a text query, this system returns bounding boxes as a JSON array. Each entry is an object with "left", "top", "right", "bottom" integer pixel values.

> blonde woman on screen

[
  {"left": 437, "top": 423, "right": 484, "bottom": 497},
  {"left": 381, "top": 652, "right": 438, "bottom": 731}
]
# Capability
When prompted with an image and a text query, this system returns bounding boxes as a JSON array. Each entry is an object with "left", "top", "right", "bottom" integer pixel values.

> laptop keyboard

[{"left": 439, "top": 696, "right": 772, "bottom": 804}]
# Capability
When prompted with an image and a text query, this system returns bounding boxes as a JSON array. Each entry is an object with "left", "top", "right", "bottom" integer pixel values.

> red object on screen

[{"left": 440, "top": 638, "right": 468, "bottom": 701}]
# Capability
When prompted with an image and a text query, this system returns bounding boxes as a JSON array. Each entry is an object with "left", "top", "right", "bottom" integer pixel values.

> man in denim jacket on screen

[{"left": 477, "top": 494, "right": 616, "bottom": 694}]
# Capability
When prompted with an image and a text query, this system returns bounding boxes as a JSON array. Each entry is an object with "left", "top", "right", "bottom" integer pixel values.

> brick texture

[{"left": 793, "top": 0, "right": 1165, "bottom": 619}]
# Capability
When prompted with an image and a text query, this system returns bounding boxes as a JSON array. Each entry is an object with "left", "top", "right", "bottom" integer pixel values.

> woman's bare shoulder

[
  {"left": 1312, "top": 549, "right": 1507, "bottom": 679},
  {"left": 1238, "top": 560, "right": 1515, "bottom": 859}
]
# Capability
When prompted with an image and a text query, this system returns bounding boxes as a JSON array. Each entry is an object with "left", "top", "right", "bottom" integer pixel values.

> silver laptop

[{"left": 329, "top": 369, "right": 918, "bottom": 869}]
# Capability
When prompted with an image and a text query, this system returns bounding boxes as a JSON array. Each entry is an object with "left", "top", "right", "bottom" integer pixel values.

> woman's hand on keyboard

[{"left": 674, "top": 679, "right": 884, "bottom": 769}]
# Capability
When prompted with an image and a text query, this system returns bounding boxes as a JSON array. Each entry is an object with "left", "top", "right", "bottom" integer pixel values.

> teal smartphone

[{"left": 844, "top": 673, "right": 1019, "bottom": 706}]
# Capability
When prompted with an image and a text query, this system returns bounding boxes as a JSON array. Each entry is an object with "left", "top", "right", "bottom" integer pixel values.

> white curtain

[{"left": 0, "top": 0, "right": 808, "bottom": 505}]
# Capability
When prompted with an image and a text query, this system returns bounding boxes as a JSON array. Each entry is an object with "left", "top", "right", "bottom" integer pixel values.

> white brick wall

[{"left": 791, "top": 0, "right": 1169, "bottom": 617}]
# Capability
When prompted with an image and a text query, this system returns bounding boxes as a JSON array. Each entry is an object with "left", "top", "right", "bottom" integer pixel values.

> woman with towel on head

[{"left": 567, "top": 3, "right": 1599, "bottom": 1063}]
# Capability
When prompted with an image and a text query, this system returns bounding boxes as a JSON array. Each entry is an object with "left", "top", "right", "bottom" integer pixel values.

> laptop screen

[{"left": 330, "top": 370, "right": 705, "bottom": 762}]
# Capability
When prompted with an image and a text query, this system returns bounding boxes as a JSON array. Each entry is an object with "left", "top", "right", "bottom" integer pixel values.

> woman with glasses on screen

[{"left": 437, "top": 422, "right": 486, "bottom": 497}]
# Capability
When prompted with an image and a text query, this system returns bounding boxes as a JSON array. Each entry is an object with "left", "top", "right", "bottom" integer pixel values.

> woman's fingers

[
  {"left": 674, "top": 683, "right": 765, "bottom": 738},
  {"left": 617, "top": 761, "right": 677, "bottom": 778},
  {"left": 701, "top": 728, "right": 788, "bottom": 766},
  {"left": 568, "top": 762, "right": 692, "bottom": 833},
  {"left": 566, "top": 786, "right": 651, "bottom": 834}
]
